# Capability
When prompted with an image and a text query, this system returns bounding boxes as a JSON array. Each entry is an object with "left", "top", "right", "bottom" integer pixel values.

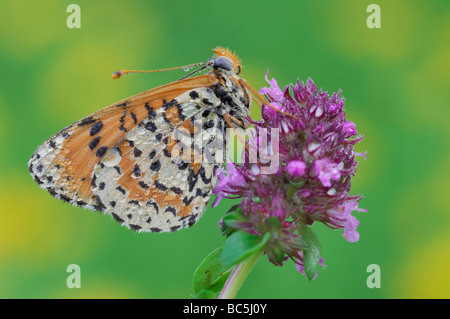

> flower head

[{"left": 213, "top": 72, "right": 366, "bottom": 278}]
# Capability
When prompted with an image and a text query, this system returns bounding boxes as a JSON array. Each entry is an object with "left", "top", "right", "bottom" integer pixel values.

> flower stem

[{"left": 218, "top": 250, "right": 262, "bottom": 299}]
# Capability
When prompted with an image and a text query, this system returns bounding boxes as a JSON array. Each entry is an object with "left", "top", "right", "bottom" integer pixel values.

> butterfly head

[{"left": 212, "top": 47, "right": 242, "bottom": 75}]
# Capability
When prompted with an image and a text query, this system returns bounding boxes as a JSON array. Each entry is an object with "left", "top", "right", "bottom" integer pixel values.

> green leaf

[
  {"left": 192, "top": 246, "right": 233, "bottom": 295},
  {"left": 222, "top": 211, "right": 249, "bottom": 235},
  {"left": 298, "top": 223, "right": 322, "bottom": 281},
  {"left": 220, "top": 204, "right": 249, "bottom": 236},
  {"left": 222, "top": 210, "right": 249, "bottom": 227},
  {"left": 222, "top": 231, "right": 270, "bottom": 267}
]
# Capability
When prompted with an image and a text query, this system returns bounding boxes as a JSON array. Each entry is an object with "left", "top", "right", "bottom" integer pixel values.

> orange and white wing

[{"left": 28, "top": 74, "right": 225, "bottom": 232}]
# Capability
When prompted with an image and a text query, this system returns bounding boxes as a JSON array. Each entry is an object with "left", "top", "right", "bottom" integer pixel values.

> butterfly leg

[
  {"left": 223, "top": 113, "right": 245, "bottom": 128},
  {"left": 238, "top": 78, "right": 297, "bottom": 120},
  {"left": 222, "top": 113, "right": 258, "bottom": 163}
]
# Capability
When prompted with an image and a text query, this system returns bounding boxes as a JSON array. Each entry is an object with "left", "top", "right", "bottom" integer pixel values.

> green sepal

[
  {"left": 298, "top": 223, "right": 322, "bottom": 280},
  {"left": 266, "top": 246, "right": 285, "bottom": 265}
]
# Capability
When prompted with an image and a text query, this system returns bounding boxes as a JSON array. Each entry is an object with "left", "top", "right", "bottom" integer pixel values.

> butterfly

[{"left": 28, "top": 47, "right": 266, "bottom": 233}]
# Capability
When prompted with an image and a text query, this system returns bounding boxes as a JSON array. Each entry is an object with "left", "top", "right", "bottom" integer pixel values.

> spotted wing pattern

[
  {"left": 29, "top": 68, "right": 251, "bottom": 232},
  {"left": 90, "top": 88, "right": 227, "bottom": 232}
]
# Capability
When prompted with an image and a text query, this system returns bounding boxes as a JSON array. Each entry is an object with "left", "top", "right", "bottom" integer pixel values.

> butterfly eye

[{"left": 213, "top": 56, "right": 233, "bottom": 72}]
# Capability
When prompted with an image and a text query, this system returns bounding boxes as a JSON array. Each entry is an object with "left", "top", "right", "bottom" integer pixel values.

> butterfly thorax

[{"left": 207, "top": 69, "right": 252, "bottom": 129}]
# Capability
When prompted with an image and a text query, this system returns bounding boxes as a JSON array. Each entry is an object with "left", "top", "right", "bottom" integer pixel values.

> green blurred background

[{"left": 0, "top": 0, "right": 448, "bottom": 299}]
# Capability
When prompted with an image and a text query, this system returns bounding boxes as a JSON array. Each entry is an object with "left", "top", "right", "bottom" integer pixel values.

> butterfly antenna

[
  {"left": 112, "top": 62, "right": 207, "bottom": 79},
  {"left": 178, "top": 64, "right": 209, "bottom": 81}
]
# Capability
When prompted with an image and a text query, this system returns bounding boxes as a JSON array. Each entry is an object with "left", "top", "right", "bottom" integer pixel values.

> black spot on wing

[
  {"left": 116, "top": 186, "right": 126, "bottom": 195},
  {"left": 133, "top": 147, "right": 142, "bottom": 158},
  {"left": 177, "top": 162, "right": 189, "bottom": 171},
  {"left": 112, "top": 213, "right": 124, "bottom": 223},
  {"left": 203, "top": 120, "right": 214, "bottom": 129},
  {"left": 119, "top": 124, "right": 127, "bottom": 132},
  {"left": 78, "top": 116, "right": 96, "bottom": 126},
  {"left": 186, "top": 165, "right": 212, "bottom": 192},
  {"left": 163, "top": 148, "right": 171, "bottom": 158},
  {"left": 130, "top": 112, "right": 137, "bottom": 124},
  {"left": 154, "top": 180, "right": 168, "bottom": 191},
  {"left": 144, "top": 102, "right": 156, "bottom": 118},
  {"left": 183, "top": 188, "right": 211, "bottom": 206},
  {"left": 139, "top": 181, "right": 149, "bottom": 189},
  {"left": 129, "top": 224, "right": 142, "bottom": 231},
  {"left": 164, "top": 207, "right": 177, "bottom": 217},
  {"left": 115, "top": 102, "right": 128, "bottom": 109},
  {"left": 93, "top": 196, "right": 106, "bottom": 211},
  {"left": 202, "top": 110, "right": 211, "bottom": 117},
  {"left": 189, "top": 91, "right": 199, "bottom": 99},
  {"left": 132, "top": 164, "right": 141, "bottom": 177},
  {"left": 150, "top": 160, "right": 161, "bottom": 172},
  {"left": 202, "top": 98, "right": 214, "bottom": 106},
  {"left": 34, "top": 176, "right": 43, "bottom": 185},
  {"left": 96, "top": 146, "right": 108, "bottom": 157},
  {"left": 146, "top": 201, "right": 159, "bottom": 214},
  {"left": 162, "top": 99, "right": 177, "bottom": 110},
  {"left": 170, "top": 187, "right": 183, "bottom": 195},
  {"left": 60, "top": 194, "right": 71, "bottom": 203},
  {"left": 91, "top": 174, "right": 97, "bottom": 188},
  {"left": 145, "top": 121, "right": 157, "bottom": 132},
  {"left": 90, "top": 121, "right": 103, "bottom": 136},
  {"left": 89, "top": 136, "right": 101, "bottom": 150}
]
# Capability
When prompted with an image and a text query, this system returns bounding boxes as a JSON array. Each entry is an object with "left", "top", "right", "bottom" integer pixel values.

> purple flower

[
  {"left": 213, "top": 72, "right": 367, "bottom": 278},
  {"left": 259, "top": 69, "right": 284, "bottom": 102},
  {"left": 259, "top": 69, "right": 285, "bottom": 114},
  {"left": 314, "top": 158, "right": 342, "bottom": 187},
  {"left": 327, "top": 200, "right": 367, "bottom": 242},
  {"left": 212, "top": 162, "right": 247, "bottom": 207},
  {"left": 286, "top": 160, "right": 306, "bottom": 177},
  {"left": 343, "top": 121, "right": 357, "bottom": 137}
]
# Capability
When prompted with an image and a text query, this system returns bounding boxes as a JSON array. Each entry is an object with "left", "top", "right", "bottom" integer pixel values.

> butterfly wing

[
  {"left": 29, "top": 74, "right": 223, "bottom": 232},
  {"left": 91, "top": 88, "right": 227, "bottom": 232}
]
